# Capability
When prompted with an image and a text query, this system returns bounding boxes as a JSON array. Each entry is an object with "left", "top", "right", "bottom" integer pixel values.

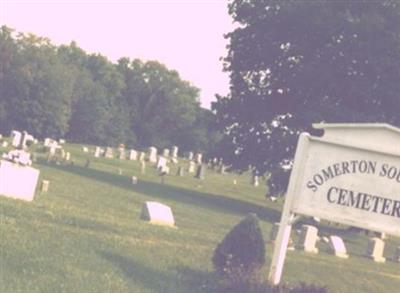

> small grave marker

[
  {"left": 394, "top": 246, "right": 400, "bottom": 262},
  {"left": 328, "top": 236, "right": 349, "bottom": 258},
  {"left": 140, "top": 201, "right": 175, "bottom": 227},
  {"left": 297, "top": 225, "right": 318, "bottom": 253},
  {"left": 366, "top": 237, "right": 386, "bottom": 263},
  {"left": 41, "top": 180, "right": 50, "bottom": 192},
  {"left": 195, "top": 164, "right": 205, "bottom": 180},
  {"left": 148, "top": 146, "right": 158, "bottom": 163}
]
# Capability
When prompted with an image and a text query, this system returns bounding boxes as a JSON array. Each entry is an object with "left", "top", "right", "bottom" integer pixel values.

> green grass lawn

[{"left": 1, "top": 143, "right": 399, "bottom": 293}]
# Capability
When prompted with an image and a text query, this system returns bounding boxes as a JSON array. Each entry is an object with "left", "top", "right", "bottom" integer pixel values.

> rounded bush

[{"left": 212, "top": 213, "right": 266, "bottom": 284}]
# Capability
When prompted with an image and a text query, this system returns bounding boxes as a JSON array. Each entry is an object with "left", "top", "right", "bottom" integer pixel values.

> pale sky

[{"left": 1, "top": 0, "right": 234, "bottom": 109}]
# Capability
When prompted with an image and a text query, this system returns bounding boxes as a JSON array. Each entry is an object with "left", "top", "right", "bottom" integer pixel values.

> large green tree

[
  {"left": 213, "top": 0, "right": 400, "bottom": 195},
  {"left": 1, "top": 30, "right": 74, "bottom": 138},
  {"left": 117, "top": 58, "right": 200, "bottom": 148}
]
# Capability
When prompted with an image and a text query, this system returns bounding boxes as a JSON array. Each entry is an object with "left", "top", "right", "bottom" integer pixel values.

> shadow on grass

[
  {"left": 100, "top": 250, "right": 217, "bottom": 293},
  {"left": 40, "top": 162, "right": 281, "bottom": 223}
]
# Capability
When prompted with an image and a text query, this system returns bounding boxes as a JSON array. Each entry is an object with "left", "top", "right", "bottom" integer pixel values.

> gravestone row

[{"left": 270, "top": 223, "right": 399, "bottom": 262}]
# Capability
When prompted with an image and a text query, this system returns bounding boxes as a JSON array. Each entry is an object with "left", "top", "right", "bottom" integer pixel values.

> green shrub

[{"left": 212, "top": 213, "right": 266, "bottom": 286}]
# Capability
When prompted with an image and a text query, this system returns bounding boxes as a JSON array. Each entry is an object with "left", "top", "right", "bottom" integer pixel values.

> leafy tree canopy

[{"left": 213, "top": 0, "right": 400, "bottom": 195}]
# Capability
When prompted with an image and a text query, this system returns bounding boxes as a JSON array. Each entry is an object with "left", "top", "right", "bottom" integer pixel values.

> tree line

[{"left": 0, "top": 26, "right": 221, "bottom": 154}]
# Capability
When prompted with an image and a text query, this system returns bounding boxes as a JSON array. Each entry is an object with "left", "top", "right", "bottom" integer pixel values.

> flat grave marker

[{"left": 140, "top": 201, "right": 175, "bottom": 227}]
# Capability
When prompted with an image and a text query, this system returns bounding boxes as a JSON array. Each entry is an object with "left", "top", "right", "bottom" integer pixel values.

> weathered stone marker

[
  {"left": 268, "top": 124, "right": 400, "bottom": 285},
  {"left": 394, "top": 246, "right": 400, "bottom": 263},
  {"left": 195, "top": 153, "right": 202, "bottom": 164},
  {"left": 188, "top": 161, "right": 196, "bottom": 173},
  {"left": 195, "top": 164, "right": 205, "bottom": 180},
  {"left": 10, "top": 130, "right": 22, "bottom": 148},
  {"left": 328, "top": 235, "right": 349, "bottom": 259},
  {"left": 252, "top": 175, "right": 259, "bottom": 187},
  {"left": 94, "top": 147, "right": 101, "bottom": 158},
  {"left": 129, "top": 149, "right": 138, "bottom": 161},
  {"left": 138, "top": 152, "right": 146, "bottom": 162},
  {"left": 156, "top": 156, "right": 167, "bottom": 171},
  {"left": 162, "top": 148, "right": 170, "bottom": 157},
  {"left": 140, "top": 201, "right": 175, "bottom": 227},
  {"left": 104, "top": 147, "right": 113, "bottom": 158},
  {"left": 0, "top": 160, "right": 40, "bottom": 201},
  {"left": 148, "top": 146, "right": 158, "bottom": 163},
  {"left": 41, "top": 180, "right": 50, "bottom": 192},
  {"left": 131, "top": 176, "right": 138, "bottom": 185},
  {"left": 171, "top": 146, "right": 178, "bottom": 158},
  {"left": 140, "top": 160, "right": 146, "bottom": 174},
  {"left": 297, "top": 225, "right": 318, "bottom": 253},
  {"left": 366, "top": 237, "right": 386, "bottom": 263},
  {"left": 177, "top": 166, "right": 184, "bottom": 177}
]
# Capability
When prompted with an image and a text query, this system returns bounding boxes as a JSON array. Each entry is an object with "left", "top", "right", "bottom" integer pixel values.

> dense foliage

[
  {"left": 213, "top": 213, "right": 265, "bottom": 287},
  {"left": 0, "top": 26, "right": 220, "bottom": 152},
  {"left": 213, "top": 0, "right": 400, "bottom": 195}
]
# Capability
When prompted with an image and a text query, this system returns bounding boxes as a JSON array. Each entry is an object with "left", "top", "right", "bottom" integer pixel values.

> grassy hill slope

[{"left": 0, "top": 143, "right": 399, "bottom": 292}]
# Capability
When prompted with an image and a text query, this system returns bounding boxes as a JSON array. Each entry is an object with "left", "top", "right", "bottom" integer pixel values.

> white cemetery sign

[{"left": 269, "top": 124, "right": 400, "bottom": 285}]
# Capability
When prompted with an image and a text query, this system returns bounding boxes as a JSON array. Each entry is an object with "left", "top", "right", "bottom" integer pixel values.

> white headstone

[
  {"left": 129, "top": 149, "right": 138, "bottom": 161},
  {"left": 156, "top": 156, "right": 167, "bottom": 171},
  {"left": 139, "top": 152, "right": 146, "bottom": 162},
  {"left": 49, "top": 144, "right": 58, "bottom": 156},
  {"left": 0, "top": 160, "right": 40, "bottom": 201},
  {"left": 131, "top": 176, "right": 138, "bottom": 185},
  {"left": 148, "top": 146, "right": 158, "bottom": 163},
  {"left": 187, "top": 152, "right": 194, "bottom": 160},
  {"left": 118, "top": 148, "right": 126, "bottom": 160},
  {"left": 195, "top": 153, "right": 202, "bottom": 164},
  {"left": 171, "top": 146, "right": 178, "bottom": 158},
  {"left": 298, "top": 225, "right": 319, "bottom": 253},
  {"left": 59, "top": 139, "right": 66, "bottom": 144},
  {"left": 2, "top": 141, "right": 8, "bottom": 147},
  {"left": 188, "top": 161, "right": 196, "bottom": 173},
  {"left": 162, "top": 148, "right": 170, "bottom": 157},
  {"left": 65, "top": 152, "right": 71, "bottom": 161},
  {"left": 104, "top": 147, "right": 113, "bottom": 158},
  {"left": 44, "top": 138, "right": 54, "bottom": 147},
  {"left": 366, "top": 237, "right": 386, "bottom": 263},
  {"left": 252, "top": 175, "right": 259, "bottom": 187},
  {"left": 160, "top": 165, "right": 170, "bottom": 175},
  {"left": 11, "top": 130, "right": 22, "bottom": 148},
  {"left": 328, "top": 235, "right": 349, "bottom": 258},
  {"left": 82, "top": 146, "right": 89, "bottom": 153},
  {"left": 140, "top": 201, "right": 175, "bottom": 227},
  {"left": 94, "top": 147, "right": 101, "bottom": 158}
]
